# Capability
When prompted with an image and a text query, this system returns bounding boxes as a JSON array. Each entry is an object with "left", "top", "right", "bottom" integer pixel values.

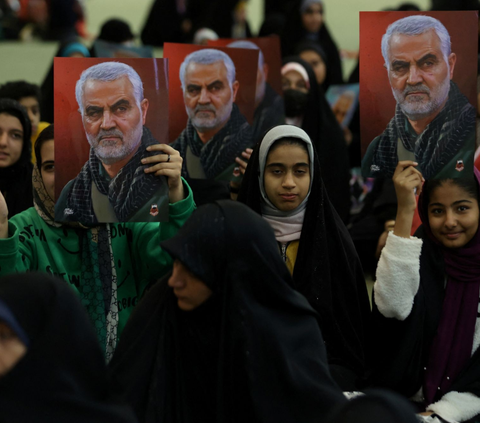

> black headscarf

[
  {"left": 294, "top": 40, "right": 332, "bottom": 90},
  {"left": 0, "top": 98, "right": 33, "bottom": 218},
  {"left": 280, "top": 1, "right": 343, "bottom": 86},
  {"left": 109, "top": 200, "right": 346, "bottom": 423},
  {"left": 0, "top": 273, "right": 137, "bottom": 423},
  {"left": 282, "top": 56, "right": 351, "bottom": 223},
  {"left": 238, "top": 126, "right": 371, "bottom": 390}
]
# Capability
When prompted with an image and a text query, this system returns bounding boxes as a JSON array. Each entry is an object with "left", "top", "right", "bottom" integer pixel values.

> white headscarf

[{"left": 258, "top": 125, "right": 315, "bottom": 242}]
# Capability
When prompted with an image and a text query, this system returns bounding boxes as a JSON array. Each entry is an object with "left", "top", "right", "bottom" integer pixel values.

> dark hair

[
  {"left": 423, "top": 177, "right": 480, "bottom": 206},
  {"left": 0, "top": 81, "right": 41, "bottom": 103},
  {"left": 294, "top": 41, "right": 328, "bottom": 66},
  {"left": 34, "top": 124, "right": 54, "bottom": 165},
  {"left": 269, "top": 137, "right": 310, "bottom": 156},
  {"left": 98, "top": 19, "right": 134, "bottom": 43},
  {"left": 0, "top": 98, "right": 32, "bottom": 167}
]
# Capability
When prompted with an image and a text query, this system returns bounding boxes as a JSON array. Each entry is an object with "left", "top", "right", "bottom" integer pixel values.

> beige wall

[{"left": 0, "top": 0, "right": 430, "bottom": 84}]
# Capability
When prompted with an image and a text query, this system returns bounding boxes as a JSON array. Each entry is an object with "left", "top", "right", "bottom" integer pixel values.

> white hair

[
  {"left": 227, "top": 40, "right": 265, "bottom": 69},
  {"left": 381, "top": 15, "right": 451, "bottom": 70},
  {"left": 75, "top": 61, "right": 144, "bottom": 114},
  {"left": 179, "top": 49, "right": 236, "bottom": 92}
]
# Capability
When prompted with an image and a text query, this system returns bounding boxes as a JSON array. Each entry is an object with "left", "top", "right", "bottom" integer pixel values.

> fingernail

[
  {"left": 141, "top": 159, "right": 146, "bottom": 164},
  {"left": 146, "top": 147, "right": 151, "bottom": 151},
  {"left": 413, "top": 162, "right": 418, "bottom": 165}
]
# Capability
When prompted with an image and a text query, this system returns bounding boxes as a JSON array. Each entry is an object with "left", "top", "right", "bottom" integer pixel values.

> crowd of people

[{"left": 1, "top": 0, "right": 480, "bottom": 422}]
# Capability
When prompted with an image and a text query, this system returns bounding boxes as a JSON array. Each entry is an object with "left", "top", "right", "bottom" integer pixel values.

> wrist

[
  {"left": 168, "top": 181, "right": 185, "bottom": 204},
  {"left": 0, "top": 220, "right": 9, "bottom": 239}
]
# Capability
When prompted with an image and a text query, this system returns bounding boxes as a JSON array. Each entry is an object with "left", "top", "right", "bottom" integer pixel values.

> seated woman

[
  {"left": 0, "top": 98, "right": 33, "bottom": 218},
  {"left": 0, "top": 272, "right": 137, "bottom": 423},
  {"left": 0, "top": 124, "right": 195, "bottom": 360},
  {"left": 109, "top": 200, "right": 346, "bottom": 423},
  {"left": 372, "top": 161, "right": 480, "bottom": 422},
  {"left": 237, "top": 125, "right": 371, "bottom": 391}
]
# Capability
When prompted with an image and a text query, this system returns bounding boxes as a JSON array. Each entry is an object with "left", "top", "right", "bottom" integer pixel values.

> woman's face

[
  {"left": 428, "top": 181, "right": 479, "bottom": 249},
  {"left": 264, "top": 143, "right": 311, "bottom": 212},
  {"left": 0, "top": 322, "right": 27, "bottom": 378},
  {"left": 282, "top": 70, "right": 309, "bottom": 94},
  {"left": 299, "top": 50, "right": 326, "bottom": 85},
  {"left": 168, "top": 260, "right": 213, "bottom": 311},
  {"left": 40, "top": 140, "right": 55, "bottom": 201},
  {"left": 0, "top": 113, "right": 24, "bottom": 168},
  {"left": 301, "top": 2, "right": 323, "bottom": 34}
]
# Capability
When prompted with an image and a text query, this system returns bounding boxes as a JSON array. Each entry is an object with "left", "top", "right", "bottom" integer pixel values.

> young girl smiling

[{"left": 373, "top": 161, "right": 480, "bottom": 421}]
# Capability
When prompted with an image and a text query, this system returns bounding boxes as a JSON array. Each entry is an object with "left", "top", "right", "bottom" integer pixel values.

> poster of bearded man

[{"left": 360, "top": 11, "right": 477, "bottom": 180}]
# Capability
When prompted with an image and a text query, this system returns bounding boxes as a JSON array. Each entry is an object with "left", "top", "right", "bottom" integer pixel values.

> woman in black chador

[
  {"left": 281, "top": 0, "right": 343, "bottom": 86},
  {"left": 109, "top": 200, "right": 346, "bottom": 423},
  {"left": 0, "top": 273, "right": 138, "bottom": 423},
  {"left": 238, "top": 125, "right": 371, "bottom": 391}
]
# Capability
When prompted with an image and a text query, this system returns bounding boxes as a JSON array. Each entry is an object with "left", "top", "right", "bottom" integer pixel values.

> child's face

[
  {"left": 428, "top": 181, "right": 479, "bottom": 249},
  {"left": 264, "top": 143, "right": 310, "bottom": 212}
]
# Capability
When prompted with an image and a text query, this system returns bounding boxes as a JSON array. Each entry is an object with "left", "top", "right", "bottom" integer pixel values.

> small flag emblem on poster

[{"left": 150, "top": 204, "right": 159, "bottom": 216}]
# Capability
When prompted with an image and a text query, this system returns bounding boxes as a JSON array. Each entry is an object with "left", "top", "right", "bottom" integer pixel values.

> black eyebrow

[
  {"left": 429, "top": 199, "right": 474, "bottom": 207},
  {"left": 417, "top": 53, "right": 438, "bottom": 65},
  {"left": 41, "top": 160, "right": 54, "bottom": 166},
  {"left": 85, "top": 105, "right": 103, "bottom": 114},
  {"left": 186, "top": 84, "right": 201, "bottom": 91},
  {"left": 207, "top": 80, "right": 224, "bottom": 90},
  {"left": 391, "top": 59, "right": 409, "bottom": 68},
  {"left": 266, "top": 162, "right": 309, "bottom": 168},
  {"left": 111, "top": 99, "right": 131, "bottom": 109}
]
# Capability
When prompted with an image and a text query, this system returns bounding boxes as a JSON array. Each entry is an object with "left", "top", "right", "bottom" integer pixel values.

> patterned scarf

[
  {"left": 370, "top": 82, "right": 475, "bottom": 179},
  {"left": 65, "top": 126, "right": 166, "bottom": 223},
  {"left": 33, "top": 162, "right": 118, "bottom": 360},
  {"left": 172, "top": 103, "right": 253, "bottom": 179}
]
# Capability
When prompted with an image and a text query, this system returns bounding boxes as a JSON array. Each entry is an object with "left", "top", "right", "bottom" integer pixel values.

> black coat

[
  {"left": 238, "top": 135, "right": 371, "bottom": 390},
  {"left": 109, "top": 201, "right": 346, "bottom": 423}
]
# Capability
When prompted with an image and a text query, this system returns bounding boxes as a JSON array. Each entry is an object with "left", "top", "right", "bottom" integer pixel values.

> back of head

[
  {"left": 98, "top": 19, "right": 134, "bottom": 44},
  {"left": 0, "top": 81, "right": 40, "bottom": 103}
]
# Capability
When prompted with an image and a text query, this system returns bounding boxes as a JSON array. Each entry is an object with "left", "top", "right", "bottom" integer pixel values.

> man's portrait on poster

[
  {"left": 170, "top": 48, "right": 253, "bottom": 181},
  {"left": 361, "top": 14, "right": 476, "bottom": 180},
  {"left": 55, "top": 61, "right": 176, "bottom": 223}
]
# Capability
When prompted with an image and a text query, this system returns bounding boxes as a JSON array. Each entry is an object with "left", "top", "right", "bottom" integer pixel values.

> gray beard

[{"left": 393, "top": 78, "right": 450, "bottom": 121}]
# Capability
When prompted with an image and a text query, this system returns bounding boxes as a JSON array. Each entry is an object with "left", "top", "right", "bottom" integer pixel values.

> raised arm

[
  {"left": 0, "top": 190, "right": 8, "bottom": 239},
  {"left": 392, "top": 160, "right": 424, "bottom": 238}
]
